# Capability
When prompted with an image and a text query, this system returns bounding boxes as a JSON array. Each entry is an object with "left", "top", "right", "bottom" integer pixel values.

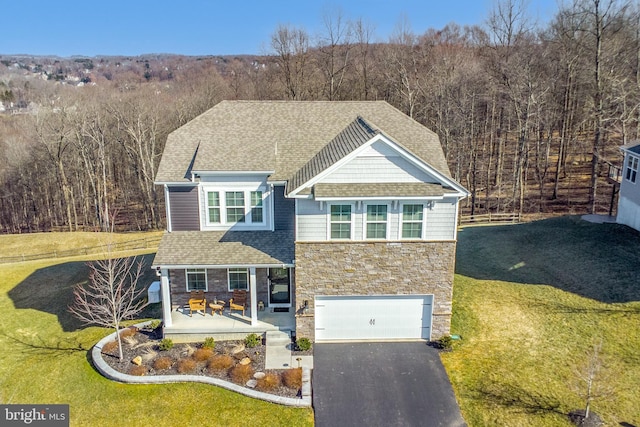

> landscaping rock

[
  {"left": 231, "top": 344, "right": 245, "bottom": 354},
  {"left": 132, "top": 356, "right": 142, "bottom": 366},
  {"left": 246, "top": 379, "right": 257, "bottom": 388},
  {"left": 239, "top": 357, "right": 251, "bottom": 365},
  {"left": 254, "top": 372, "right": 266, "bottom": 379}
]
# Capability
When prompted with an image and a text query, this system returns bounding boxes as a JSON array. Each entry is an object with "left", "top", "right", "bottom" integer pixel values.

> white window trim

[
  {"left": 625, "top": 155, "right": 639, "bottom": 184},
  {"left": 185, "top": 268, "right": 208, "bottom": 292},
  {"left": 203, "top": 186, "right": 268, "bottom": 228},
  {"left": 227, "top": 268, "right": 249, "bottom": 291},
  {"left": 363, "top": 203, "right": 390, "bottom": 240},
  {"left": 399, "top": 202, "right": 426, "bottom": 240},
  {"left": 327, "top": 203, "right": 355, "bottom": 240}
]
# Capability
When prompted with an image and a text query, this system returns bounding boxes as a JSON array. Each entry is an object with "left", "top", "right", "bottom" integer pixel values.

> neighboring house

[
  {"left": 152, "top": 101, "right": 469, "bottom": 342},
  {"left": 617, "top": 141, "right": 640, "bottom": 231}
]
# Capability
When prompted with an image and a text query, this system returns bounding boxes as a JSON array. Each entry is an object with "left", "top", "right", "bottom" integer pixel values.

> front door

[{"left": 268, "top": 268, "right": 291, "bottom": 307}]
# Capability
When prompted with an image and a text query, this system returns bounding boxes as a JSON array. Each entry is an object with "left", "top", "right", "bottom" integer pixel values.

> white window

[
  {"left": 226, "top": 191, "right": 246, "bottom": 223},
  {"left": 228, "top": 268, "right": 249, "bottom": 291},
  {"left": 402, "top": 204, "right": 424, "bottom": 239},
  {"left": 366, "top": 204, "right": 388, "bottom": 239},
  {"left": 186, "top": 269, "right": 207, "bottom": 291},
  {"left": 250, "top": 191, "right": 263, "bottom": 223},
  {"left": 330, "top": 204, "right": 352, "bottom": 239},
  {"left": 625, "top": 156, "right": 638, "bottom": 183},
  {"left": 207, "top": 191, "right": 221, "bottom": 223}
]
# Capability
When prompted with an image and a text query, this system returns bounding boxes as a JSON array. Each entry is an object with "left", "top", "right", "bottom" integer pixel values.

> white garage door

[{"left": 314, "top": 295, "right": 433, "bottom": 341}]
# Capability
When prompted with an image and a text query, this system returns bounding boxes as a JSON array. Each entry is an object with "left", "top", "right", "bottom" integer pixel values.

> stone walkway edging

[{"left": 91, "top": 321, "right": 312, "bottom": 407}]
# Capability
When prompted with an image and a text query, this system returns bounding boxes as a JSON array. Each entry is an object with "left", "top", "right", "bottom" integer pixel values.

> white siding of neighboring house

[
  {"left": 617, "top": 152, "right": 640, "bottom": 232},
  {"left": 424, "top": 198, "right": 457, "bottom": 241},
  {"left": 321, "top": 140, "right": 438, "bottom": 184}
]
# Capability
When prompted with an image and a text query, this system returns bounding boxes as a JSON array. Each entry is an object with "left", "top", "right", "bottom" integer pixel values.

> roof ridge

[{"left": 287, "top": 116, "right": 380, "bottom": 194}]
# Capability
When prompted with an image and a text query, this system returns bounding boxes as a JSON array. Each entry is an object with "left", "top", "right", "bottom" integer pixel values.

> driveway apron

[{"left": 313, "top": 342, "right": 466, "bottom": 427}]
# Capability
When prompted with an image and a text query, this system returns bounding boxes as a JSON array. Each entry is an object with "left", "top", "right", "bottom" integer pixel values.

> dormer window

[{"left": 204, "top": 187, "right": 267, "bottom": 228}]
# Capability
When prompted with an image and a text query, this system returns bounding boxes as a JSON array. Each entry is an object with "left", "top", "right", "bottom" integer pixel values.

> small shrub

[
  {"left": 176, "top": 358, "right": 197, "bottom": 373},
  {"left": 141, "top": 348, "right": 158, "bottom": 363},
  {"left": 202, "top": 337, "right": 215, "bottom": 350},
  {"left": 244, "top": 333, "right": 262, "bottom": 348},
  {"left": 256, "top": 372, "right": 281, "bottom": 391},
  {"left": 101, "top": 340, "right": 118, "bottom": 354},
  {"left": 296, "top": 337, "right": 312, "bottom": 352},
  {"left": 181, "top": 344, "right": 195, "bottom": 357},
  {"left": 129, "top": 365, "right": 147, "bottom": 376},
  {"left": 208, "top": 355, "right": 234, "bottom": 372},
  {"left": 148, "top": 319, "right": 161, "bottom": 330},
  {"left": 434, "top": 335, "right": 453, "bottom": 351},
  {"left": 119, "top": 326, "right": 138, "bottom": 338},
  {"left": 229, "top": 364, "right": 254, "bottom": 384},
  {"left": 281, "top": 367, "right": 302, "bottom": 390},
  {"left": 153, "top": 356, "right": 173, "bottom": 371},
  {"left": 193, "top": 348, "right": 214, "bottom": 362},
  {"left": 158, "top": 338, "right": 174, "bottom": 351},
  {"left": 122, "top": 335, "right": 138, "bottom": 347}
]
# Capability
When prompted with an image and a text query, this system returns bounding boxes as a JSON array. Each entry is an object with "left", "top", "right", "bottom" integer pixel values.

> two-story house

[
  {"left": 617, "top": 141, "right": 640, "bottom": 231},
  {"left": 152, "top": 101, "right": 468, "bottom": 342}
]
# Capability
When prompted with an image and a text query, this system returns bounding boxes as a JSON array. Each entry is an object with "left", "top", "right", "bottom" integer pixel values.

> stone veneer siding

[
  {"left": 170, "top": 268, "right": 269, "bottom": 310},
  {"left": 294, "top": 241, "right": 456, "bottom": 341}
]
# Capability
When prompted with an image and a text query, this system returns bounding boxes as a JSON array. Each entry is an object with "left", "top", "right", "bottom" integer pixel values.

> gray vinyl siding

[
  {"left": 425, "top": 199, "right": 457, "bottom": 240},
  {"left": 273, "top": 185, "right": 295, "bottom": 231},
  {"left": 296, "top": 199, "right": 327, "bottom": 241},
  {"left": 168, "top": 186, "right": 200, "bottom": 231},
  {"left": 321, "top": 141, "right": 437, "bottom": 184}
]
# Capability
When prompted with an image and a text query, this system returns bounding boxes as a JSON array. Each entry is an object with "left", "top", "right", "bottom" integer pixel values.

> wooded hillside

[{"left": 1, "top": 0, "right": 637, "bottom": 233}]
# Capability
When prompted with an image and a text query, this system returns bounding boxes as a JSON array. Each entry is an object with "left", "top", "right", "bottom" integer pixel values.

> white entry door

[{"left": 314, "top": 295, "right": 433, "bottom": 341}]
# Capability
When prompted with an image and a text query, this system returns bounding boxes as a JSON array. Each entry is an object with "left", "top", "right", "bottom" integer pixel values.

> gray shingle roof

[
  {"left": 312, "top": 183, "right": 455, "bottom": 198},
  {"left": 622, "top": 141, "right": 640, "bottom": 155},
  {"left": 152, "top": 230, "right": 294, "bottom": 267},
  {"left": 288, "top": 116, "right": 379, "bottom": 193},
  {"left": 155, "top": 101, "right": 451, "bottom": 184}
]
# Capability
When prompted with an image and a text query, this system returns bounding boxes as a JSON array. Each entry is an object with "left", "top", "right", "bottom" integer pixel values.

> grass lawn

[
  {"left": 0, "top": 232, "right": 313, "bottom": 426},
  {"left": 443, "top": 216, "right": 640, "bottom": 426}
]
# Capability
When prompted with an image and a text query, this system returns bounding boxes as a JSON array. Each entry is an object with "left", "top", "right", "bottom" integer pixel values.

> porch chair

[
  {"left": 188, "top": 290, "right": 206, "bottom": 317},
  {"left": 229, "top": 290, "right": 247, "bottom": 316}
]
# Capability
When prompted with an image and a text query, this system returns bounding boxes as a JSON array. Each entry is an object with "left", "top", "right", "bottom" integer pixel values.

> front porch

[{"left": 163, "top": 306, "right": 296, "bottom": 342}]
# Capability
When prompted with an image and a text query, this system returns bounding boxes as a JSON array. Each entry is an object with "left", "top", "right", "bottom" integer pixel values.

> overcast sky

[{"left": 2, "top": 0, "right": 559, "bottom": 57}]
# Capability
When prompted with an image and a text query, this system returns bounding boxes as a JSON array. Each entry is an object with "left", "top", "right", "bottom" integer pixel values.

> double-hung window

[
  {"left": 228, "top": 268, "right": 249, "bottom": 291},
  {"left": 330, "top": 204, "right": 352, "bottom": 239},
  {"left": 625, "top": 156, "right": 638, "bottom": 183},
  {"left": 226, "top": 192, "right": 246, "bottom": 223},
  {"left": 366, "top": 204, "right": 388, "bottom": 239},
  {"left": 250, "top": 191, "right": 263, "bottom": 223},
  {"left": 207, "top": 191, "right": 221, "bottom": 223},
  {"left": 402, "top": 204, "right": 424, "bottom": 239},
  {"left": 186, "top": 269, "right": 207, "bottom": 291}
]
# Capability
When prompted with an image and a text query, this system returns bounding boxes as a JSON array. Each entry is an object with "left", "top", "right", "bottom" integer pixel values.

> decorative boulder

[
  {"left": 239, "top": 357, "right": 251, "bottom": 365},
  {"left": 246, "top": 379, "right": 257, "bottom": 388},
  {"left": 254, "top": 372, "right": 266, "bottom": 379},
  {"left": 132, "top": 356, "right": 142, "bottom": 366},
  {"left": 231, "top": 344, "right": 245, "bottom": 354}
]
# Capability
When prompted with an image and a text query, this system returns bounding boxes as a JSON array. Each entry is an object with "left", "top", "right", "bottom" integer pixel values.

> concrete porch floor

[{"left": 164, "top": 307, "right": 295, "bottom": 342}]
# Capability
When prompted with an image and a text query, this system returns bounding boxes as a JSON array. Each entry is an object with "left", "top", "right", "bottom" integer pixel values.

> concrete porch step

[{"left": 266, "top": 330, "right": 291, "bottom": 346}]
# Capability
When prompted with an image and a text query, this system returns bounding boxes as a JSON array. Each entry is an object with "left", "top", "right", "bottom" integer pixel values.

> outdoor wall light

[{"left": 303, "top": 300, "right": 309, "bottom": 314}]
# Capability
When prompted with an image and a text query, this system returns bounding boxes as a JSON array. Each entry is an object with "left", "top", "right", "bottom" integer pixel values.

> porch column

[
  {"left": 160, "top": 269, "right": 172, "bottom": 327},
  {"left": 249, "top": 267, "right": 258, "bottom": 326}
]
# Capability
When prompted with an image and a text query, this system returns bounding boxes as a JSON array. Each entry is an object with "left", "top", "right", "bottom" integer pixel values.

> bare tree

[
  {"left": 572, "top": 340, "right": 615, "bottom": 422},
  {"left": 69, "top": 246, "right": 147, "bottom": 361}
]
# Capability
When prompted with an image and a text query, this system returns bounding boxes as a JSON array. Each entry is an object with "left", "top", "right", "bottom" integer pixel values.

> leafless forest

[{"left": 1, "top": 0, "right": 639, "bottom": 233}]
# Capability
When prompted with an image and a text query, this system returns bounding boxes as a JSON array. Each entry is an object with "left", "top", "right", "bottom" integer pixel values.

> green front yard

[
  {"left": 1, "top": 219, "right": 638, "bottom": 426},
  {"left": 444, "top": 216, "right": 640, "bottom": 426},
  {"left": 0, "top": 233, "right": 313, "bottom": 426}
]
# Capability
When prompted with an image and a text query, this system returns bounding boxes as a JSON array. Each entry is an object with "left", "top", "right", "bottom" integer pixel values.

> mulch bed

[{"left": 100, "top": 325, "right": 304, "bottom": 399}]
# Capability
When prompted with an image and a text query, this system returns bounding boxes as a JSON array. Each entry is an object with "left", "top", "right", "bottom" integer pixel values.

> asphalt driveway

[{"left": 313, "top": 342, "right": 466, "bottom": 427}]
